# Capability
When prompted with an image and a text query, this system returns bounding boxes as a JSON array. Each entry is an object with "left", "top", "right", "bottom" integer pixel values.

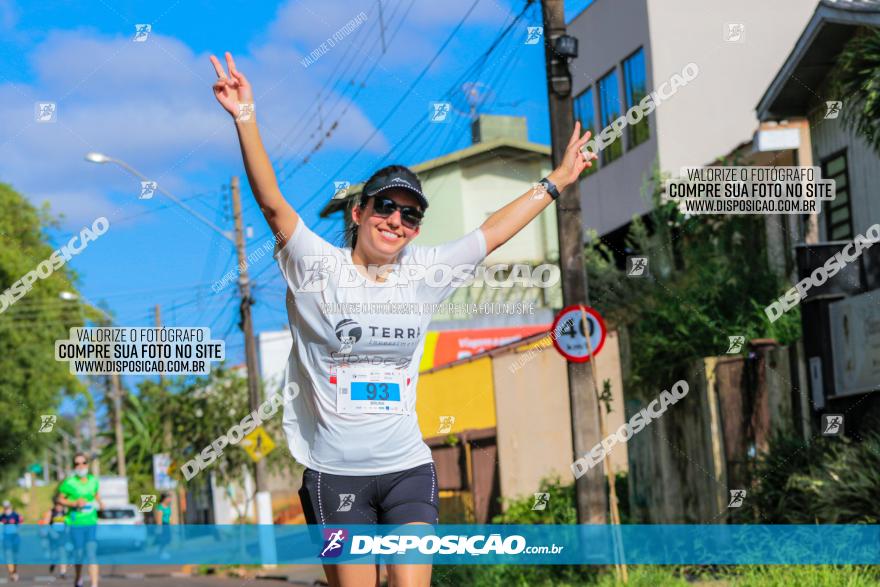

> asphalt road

[{"left": 0, "top": 566, "right": 327, "bottom": 586}]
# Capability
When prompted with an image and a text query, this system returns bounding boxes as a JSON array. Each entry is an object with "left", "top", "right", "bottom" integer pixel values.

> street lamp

[
  {"left": 84, "top": 152, "right": 109, "bottom": 164},
  {"left": 84, "top": 152, "right": 234, "bottom": 244},
  {"left": 84, "top": 152, "right": 271, "bottom": 529}
]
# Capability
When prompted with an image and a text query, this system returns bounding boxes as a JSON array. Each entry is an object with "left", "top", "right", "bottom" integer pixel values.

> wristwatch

[{"left": 538, "top": 177, "right": 560, "bottom": 200}]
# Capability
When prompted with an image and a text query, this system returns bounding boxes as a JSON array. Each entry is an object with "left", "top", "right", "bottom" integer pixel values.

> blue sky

[{"left": 0, "top": 0, "right": 591, "bottom": 376}]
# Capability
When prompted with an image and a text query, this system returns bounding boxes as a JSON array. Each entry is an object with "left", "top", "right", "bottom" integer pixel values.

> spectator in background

[
  {"left": 155, "top": 494, "right": 172, "bottom": 560},
  {"left": 0, "top": 500, "right": 21, "bottom": 582},
  {"left": 43, "top": 498, "right": 68, "bottom": 578},
  {"left": 58, "top": 453, "right": 102, "bottom": 587}
]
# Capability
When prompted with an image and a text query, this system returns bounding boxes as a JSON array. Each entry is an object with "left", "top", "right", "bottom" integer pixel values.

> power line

[
  {"left": 269, "top": 2, "right": 391, "bottom": 166},
  {"left": 105, "top": 188, "right": 226, "bottom": 226},
  {"left": 311, "top": 1, "right": 531, "bottom": 239},
  {"left": 271, "top": 0, "right": 412, "bottom": 177},
  {"left": 288, "top": 0, "right": 485, "bottom": 221}
]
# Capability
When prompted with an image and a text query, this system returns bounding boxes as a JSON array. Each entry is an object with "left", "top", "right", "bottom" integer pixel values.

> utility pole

[
  {"left": 88, "top": 397, "right": 100, "bottom": 476},
  {"left": 231, "top": 176, "right": 272, "bottom": 525},
  {"left": 540, "top": 0, "right": 608, "bottom": 523},
  {"left": 61, "top": 433, "right": 70, "bottom": 478},
  {"left": 155, "top": 304, "right": 171, "bottom": 450},
  {"left": 155, "top": 304, "right": 183, "bottom": 523},
  {"left": 111, "top": 372, "right": 126, "bottom": 477}
]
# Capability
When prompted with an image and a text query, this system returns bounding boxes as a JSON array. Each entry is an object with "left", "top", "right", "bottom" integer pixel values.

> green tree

[
  {"left": 104, "top": 366, "right": 293, "bottom": 507},
  {"left": 584, "top": 164, "right": 801, "bottom": 395},
  {"left": 168, "top": 366, "right": 291, "bottom": 487},
  {"left": 99, "top": 390, "right": 163, "bottom": 500},
  {"left": 829, "top": 28, "right": 880, "bottom": 155},
  {"left": 0, "top": 183, "right": 91, "bottom": 485}
]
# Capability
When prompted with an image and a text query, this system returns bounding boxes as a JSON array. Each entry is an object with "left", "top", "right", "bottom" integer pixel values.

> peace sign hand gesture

[
  {"left": 210, "top": 52, "right": 254, "bottom": 120},
  {"left": 548, "top": 121, "right": 598, "bottom": 189}
]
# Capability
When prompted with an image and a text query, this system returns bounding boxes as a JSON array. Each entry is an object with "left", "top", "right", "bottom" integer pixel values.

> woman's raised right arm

[{"left": 210, "top": 52, "right": 298, "bottom": 246}]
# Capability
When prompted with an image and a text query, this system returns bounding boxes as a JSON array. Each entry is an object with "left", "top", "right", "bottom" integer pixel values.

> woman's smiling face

[{"left": 352, "top": 189, "right": 422, "bottom": 259}]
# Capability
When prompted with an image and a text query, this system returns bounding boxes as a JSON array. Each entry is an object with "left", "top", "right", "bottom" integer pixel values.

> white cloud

[
  {"left": 0, "top": 0, "right": 518, "bottom": 231},
  {"left": 0, "top": 14, "right": 389, "bottom": 231}
]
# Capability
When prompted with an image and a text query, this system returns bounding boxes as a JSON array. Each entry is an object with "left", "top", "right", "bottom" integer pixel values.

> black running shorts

[{"left": 299, "top": 462, "right": 439, "bottom": 525}]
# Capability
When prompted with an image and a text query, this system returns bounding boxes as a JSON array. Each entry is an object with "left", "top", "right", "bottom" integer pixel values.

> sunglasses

[{"left": 365, "top": 196, "right": 423, "bottom": 230}]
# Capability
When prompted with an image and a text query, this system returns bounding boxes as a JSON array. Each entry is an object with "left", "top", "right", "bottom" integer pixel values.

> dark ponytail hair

[{"left": 345, "top": 164, "right": 422, "bottom": 249}]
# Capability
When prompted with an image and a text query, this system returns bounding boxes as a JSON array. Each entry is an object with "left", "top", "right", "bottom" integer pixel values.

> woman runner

[
  {"left": 43, "top": 499, "right": 68, "bottom": 578},
  {"left": 210, "top": 51, "right": 596, "bottom": 587}
]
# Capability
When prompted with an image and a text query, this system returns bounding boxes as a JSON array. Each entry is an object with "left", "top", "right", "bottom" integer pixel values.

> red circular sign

[{"left": 551, "top": 305, "right": 607, "bottom": 363}]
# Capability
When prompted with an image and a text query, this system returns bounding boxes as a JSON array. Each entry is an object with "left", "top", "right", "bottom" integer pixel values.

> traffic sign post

[
  {"left": 551, "top": 304, "right": 607, "bottom": 363},
  {"left": 242, "top": 426, "right": 276, "bottom": 463},
  {"left": 577, "top": 306, "right": 627, "bottom": 583}
]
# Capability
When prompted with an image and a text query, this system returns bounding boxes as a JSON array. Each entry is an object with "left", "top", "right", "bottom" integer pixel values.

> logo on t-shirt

[
  {"left": 335, "top": 319, "right": 362, "bottom": 355},
  {"left": 298, "top": 256, "right": 337, "bottom": 293}
]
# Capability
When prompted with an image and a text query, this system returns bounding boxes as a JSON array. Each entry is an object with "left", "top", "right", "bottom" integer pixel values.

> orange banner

[{"left": 420, "top": 324, "right": 550, "bottom": 370}]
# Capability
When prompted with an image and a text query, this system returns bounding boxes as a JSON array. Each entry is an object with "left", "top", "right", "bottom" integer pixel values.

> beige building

[{"left": 320, "top": 114, "right": 557, "bottom": 266}]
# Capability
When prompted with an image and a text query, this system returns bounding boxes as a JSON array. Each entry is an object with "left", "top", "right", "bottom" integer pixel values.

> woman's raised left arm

[{"left": 479, "top": 122, "right": 596, "bottom": 255}]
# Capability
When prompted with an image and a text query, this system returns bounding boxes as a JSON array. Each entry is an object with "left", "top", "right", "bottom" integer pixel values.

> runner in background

[
  {"left": 43, "top": 498, "right": 69, "bottom": 578},
  {"left": 154, "top": 494, "right": 172, "bottom": 560},
  {"left": 0, "top": 500, "right": 21, "bottom": 582},
  {"left": 57, "top": 454, "right": 102, "bottom": 587}
]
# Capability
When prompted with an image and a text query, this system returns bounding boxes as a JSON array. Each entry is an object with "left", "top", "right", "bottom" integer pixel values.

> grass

[
  {"left": 431, "top": 565, "right": 880, "bottom": 586},
  {"left": 724, "top": 565, "right": 877, "bottom": 586},
  {"left": 7, "top": 483, "right": 57, "bottom": 522}
]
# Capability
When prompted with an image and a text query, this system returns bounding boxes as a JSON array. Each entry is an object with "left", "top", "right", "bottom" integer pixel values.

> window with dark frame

[
  {"left": 597, "top": 68, "right": 623, "bottom": 165},
  {"left": 821, "top": 151, "right": 853, "bottom": 241},
  {"left": 573, "top": 86, "right": 598, "bottom": 176},
  {"left": 622, "top": 47, "right": 649, "bottom": 149}
]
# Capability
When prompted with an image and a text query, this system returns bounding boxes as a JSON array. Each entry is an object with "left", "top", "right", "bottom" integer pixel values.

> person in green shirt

[
  {"left": 154, "top": 493, "right": 173, "bottom": 560},
  {"left": 155, "top": 494, "right": 172, "bottom": 525},
  {"left": 57, "top": 453, "right": 102, "bottom": 587}
]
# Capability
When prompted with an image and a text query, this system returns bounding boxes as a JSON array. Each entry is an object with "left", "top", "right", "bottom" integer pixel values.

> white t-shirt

[{"left": 274, "top": 220, "right": 488, "bottom": 475}]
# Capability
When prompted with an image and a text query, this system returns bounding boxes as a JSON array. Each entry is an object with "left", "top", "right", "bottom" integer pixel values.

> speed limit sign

[{"left": 551, "top": 305, "right": 607, "bottom": 363}]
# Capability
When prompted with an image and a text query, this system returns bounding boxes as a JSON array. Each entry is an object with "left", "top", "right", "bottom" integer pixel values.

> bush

[
  {"left": 751, "top": 432, "right": 880, "bottom": 523},
  {"left": 492, "top": 476, "right": 577, "bottom": 525},
  {"left": 584, "top": 163, "right": 801, "bottom": 398},
  {"left": 432, "top": 476, "right": 635, "bottom": 586}
]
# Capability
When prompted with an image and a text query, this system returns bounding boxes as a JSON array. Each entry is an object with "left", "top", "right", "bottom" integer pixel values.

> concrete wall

[
  {"left": 627, "top": 347, "right": 795, "bottom": 523},
  {"left": 417, "top": 357, "right": 498, "bottom": 437},
  {"left": 416, "top": 151, "right": 555, "bottom": 265},
  {"left": 490, "top": 331, "right": 627, "bottom": 504},
  {"left": 418, "top": 165, "right": 467, "bottom": 246},
  {"left": 257, "top": 329, "right": 292, "bottom": 395},
  {"left": 648, "top": 0, "right": 816, "bottom": 176},
  {"left": 461, "top": 154, "right": 556, "bottom": 265}
]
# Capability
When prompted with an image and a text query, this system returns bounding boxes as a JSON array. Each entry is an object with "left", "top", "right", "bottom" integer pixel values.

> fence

[{"left": 625, "top": 340, "right": 794, "bottom": 523}]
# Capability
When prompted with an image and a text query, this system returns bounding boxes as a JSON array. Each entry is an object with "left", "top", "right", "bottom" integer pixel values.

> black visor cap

[{"left": 362, "top": 168, "right": 428, "bottom": 211}]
